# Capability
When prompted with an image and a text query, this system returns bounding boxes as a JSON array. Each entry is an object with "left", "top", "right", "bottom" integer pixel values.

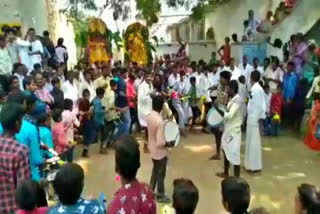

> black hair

[
  {"left": 53, "top": 163, "right": 84, "bottom": 205},
  {"left": 13, "top": 62, "right": 24, "bottom": 73},
  {"left": 250, "top": 70, "right": 261, "bottom": 83},
  {"left": 64, "top": 99, "right": 73, "bottom": 110},
  {"left": 244, "top": 20, "right": 249, "bottom": 26},
  {"left": 190, "top": 77, "right": 196, "bottom": 84},
  {"left": 287, "top": 61, "right": 295, "bottom": 67},
  {"left": 220, "top": 71, "right": 232, "bottom": 81},
  {"left": 82, "top": 89, "right": 90, "bottom": 97},
  {"left": 1, "top": 103, "right": 25, "bottom": 131},
  {"left": 239, "top": 75, "right": 246, "bottom": 84},
  {"left": 34, "top": 63, "right": 41, "bottom": 70},
  {"left": 37, "top": 113, "right": 50, "bottom": 126},
  {"left": 232, "top": 33, "right": 238, "bottom": 41},
  {"left": 229, "top": 80, "right": 239, "bottom": 94},
  {"left": 110, "top": 79, "right": 117, "bottom": 87},
  {"left": 7, "top": 91, "right": 25, "bottom": 105},
  {"left": 221, "top": 177, "right": 250, "bottom": 214},
  {"left": 83, "top": 69, "right": 91, "bottom": 77},
  {"left": 96, "top": 87, "right": 105, "bottom": 96},
  {"left": 8, "top": 75, "right": 19, "bottom": 86},
  {"left": 28, "top": 28, "right": 35, "bottom": 32},
  {"left": 173, "top": 178, "right": 199, "bottom": 214},
  {"left": 297, "top": 184, "right": 320, "bottom": 214},
  {"left": 43, "top": 30, "right": 49, "bottom": 37},
  {"left": 152, "top": 95, "right": 164, "bottom": 113},
  {"left": 120, "top": 67, "right": 128, "bottom": 75},
  {"left": 51, "top": 77, "right": 60, "bottom": 86},
  {"left": 23, "top": 76, "right": 33, "bottom": 90},
  {"left": 52, "top": 109, "right": 63, "bottom": 123},
  {"left": 264, "top": 83, "right": 270, "bottom": 90},
  {"left": 114, "top": 135, "right": 140, "bottom": 181},
  {"left": 16, "top": 179, "right": 48, "bottom": 211},
  {"left": 25, "top": 93, "right": 37, "bottom": 110},
  {"left": 57, "top": 38, "right": 64, "bottom": 46}
]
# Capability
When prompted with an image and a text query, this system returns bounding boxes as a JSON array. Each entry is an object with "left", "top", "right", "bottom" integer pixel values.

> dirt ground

[{"left": 74, "top": 130, "right": 320, "bottom": 214}]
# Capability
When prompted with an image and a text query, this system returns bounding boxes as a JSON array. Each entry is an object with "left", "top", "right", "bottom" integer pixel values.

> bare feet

[
  {"left": 216, "top": 172, "right": 228, "bottom": 178},
  {"left": 209, "top": 154, "right": 220, "bottom": 160}
]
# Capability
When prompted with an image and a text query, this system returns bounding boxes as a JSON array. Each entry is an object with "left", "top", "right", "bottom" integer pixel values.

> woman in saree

[{"left": 305, "top": 74, "right": 320, "bottom": 151}]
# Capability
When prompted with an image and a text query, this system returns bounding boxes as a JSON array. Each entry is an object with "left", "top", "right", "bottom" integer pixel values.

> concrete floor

[{"left": 74, "top": 130, "right": 320, "bottom": 214}]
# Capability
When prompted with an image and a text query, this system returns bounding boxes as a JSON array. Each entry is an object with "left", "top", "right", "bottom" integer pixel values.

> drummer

[
  {"left": 215, "top": 80, "right": 245, "bottom": 178},
  {"left": 146, "top": 95, "right": 171, "bottom": 203},
  {"left": 209, "top": 71, "right": 231, "bottom": 160}
]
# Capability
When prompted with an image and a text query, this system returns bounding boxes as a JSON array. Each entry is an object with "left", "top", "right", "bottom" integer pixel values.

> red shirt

[
  {"left": 126, "top": 80, "right": 136, "bottom": 108},
  {"left": 108, "top": 180, "right": 156, "bottom": 214},
  {"left": 223, "top": 44, "right": 231, "bottom": 65},
  {"left": 0, "top": 136, "right": 30, "bottom": 214},
  {"left": 270, "top": 92, "right": 283, "bottom": 117}
]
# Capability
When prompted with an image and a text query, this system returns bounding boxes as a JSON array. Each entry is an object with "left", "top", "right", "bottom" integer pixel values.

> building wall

[{"left": 204, "top": 0, "right": 282, "bottom": 48}]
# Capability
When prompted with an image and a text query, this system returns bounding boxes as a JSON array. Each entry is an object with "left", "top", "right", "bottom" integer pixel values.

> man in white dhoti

[
  {"left": 245, "top": 70, "right": 266, "bottom": 172},
  {"left": 216, "top": 80, "right": 244, "bottom": 178},
  {"left": 137, "top": 72, "right": 154, "bottom": 151}
]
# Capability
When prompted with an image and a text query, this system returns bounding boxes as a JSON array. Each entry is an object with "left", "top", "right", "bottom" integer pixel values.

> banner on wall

[{"left": 0, "top": 23, "right": 22, "bottom": 33}]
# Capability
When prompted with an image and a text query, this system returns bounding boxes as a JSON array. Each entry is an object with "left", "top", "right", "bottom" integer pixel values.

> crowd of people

[{"left": 0, "top": 14, "right": 320, "bottom": 213}]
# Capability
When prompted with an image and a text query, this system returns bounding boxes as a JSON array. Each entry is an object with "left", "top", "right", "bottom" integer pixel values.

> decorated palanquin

[
  {"left": 124, "top": 22, "right": 152, "bottom": 66},
  {"left": 87, "top": 18, "right": 111, "bottom": 65}
]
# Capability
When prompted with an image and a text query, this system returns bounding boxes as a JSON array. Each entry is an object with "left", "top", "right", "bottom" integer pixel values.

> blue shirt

[
  {"left": 92, "top": 97, "right": 105, "bottom": 127},
  {"left": 283, "top": 72, "right": 299, "bottom": 101},
  {"left": 116, "top": 77, "right": 128, "bottom": 108},
  {"left": 16, "top": 116, "right": 43, "bottom": 181},
  {"left": 302, "top": 63, "right": 315, "bottom": 84},
  {"left": 48, "top": 198, "right": 105, "bottom": 214},
  {"left": 39, "top": 126, "right": 54, "bottom": 158}
]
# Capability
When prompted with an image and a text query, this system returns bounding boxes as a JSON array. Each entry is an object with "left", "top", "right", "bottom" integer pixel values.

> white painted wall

[
  {"left": 0, "top": 0, "right": 48, "bottom": 34},
  {"left": 205, "top": 0, "right": 282, "bottom": 48},
  {"left": 154, "top": 41, "right": 216, "bottom": 63}
]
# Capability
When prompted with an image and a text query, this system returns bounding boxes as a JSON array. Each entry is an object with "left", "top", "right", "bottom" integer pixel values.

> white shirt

[
  {"left": 238, "top": 63, "right": 253, "bottom": 82},
  {"left": 7, "top": 41, "right": 19, "bottom": 63},
  {"left": 137, "top": 81, "right": 154, "bottom": 127},
  {"left": 264, "top": 66, "right": 284, "bottom": 92},
  {"left": 198, "top": 73, "right": 212, "bottom": 102},
  {"left": 16, "top": 38, "right": 32, "bottom": 71},
  {"left": 208, "top": 71, "right": 220, "bottom": 97},
  {"left": 30, "top": 40, "right": 44, "bottom": 66},
  {"left": 13, "top": 73, "right": 25, "bottom": 91},
  {"left": 134, "top": 77, "right": 143, "bottom": 92},
  {"left": 247, "top": 82, "right": 266, "bottom": 125},
  {"left": 0, "top": 47, "right": 12, "bottom": 76},
  {"left": 264, "top": 92, "right": 271, "bottom": 116},
  {"left": 230, "top": 66, "right": 242, "bottom": 81},
  {"left": 238, "top": 82, "right": 248, "bottom": 101},
  {"left": 55, "top": 46, "right": 68, "bottom": 63},
  {"left": 177, "top": 79, "right": 190, "bottom": 95},
  {"left": 168, "top": 73, "right": 180, "bottom": 89},
  {"left": 61, "top": 80, "right": 79, "bottom": 105}
]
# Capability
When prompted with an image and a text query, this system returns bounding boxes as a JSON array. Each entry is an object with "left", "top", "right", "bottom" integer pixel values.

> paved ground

[{"left": 74, "top": 130, "right": 320, "bottom": 214}]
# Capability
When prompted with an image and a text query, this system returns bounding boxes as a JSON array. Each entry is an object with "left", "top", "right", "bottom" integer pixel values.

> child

[
  {"left": 270, "top": 84, "right": 283, "bottom": 136},
  {"left": 221, "top": 177, "right": 250, "bottom": 214},
  {"left": 78, "top": 89, "right": 94, "bottom": 157},
  {"left": 92, "top": 87, "right": 107, "bottom": 153},
  {"left": 16, "top": 179, "right": 48, "bottom": 214},
  {"left": 37, "top": 113, "right": 54, "bottom": 159},
  {"left": 52, "top": 109, "right": 73, "bottom": 162},
  {"left": 48, "top": 163, "right": 104, "bottom": 214},
  {"left": 238, "top": 75, "right": 248, "bottom": 102},
  {"left": 50, "top": 77, "right": 64, "bottom": 110},
  {"left": 103, "top": 80, "right": 122, "bottom": 147},
  {"left": 172, "top": 178, "right": 199, "bottom": 214},
  {"left": 61, "top": 99, "right": 80, "bottom": 162},
  {"left": 263, "top": 84, "right": 272, "bottom": 135}
]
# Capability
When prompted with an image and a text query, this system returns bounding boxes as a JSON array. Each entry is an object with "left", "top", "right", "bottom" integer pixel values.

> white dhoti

[
  {"left": 222, "top": 128, "right": 241, "bottom": 166},
  {"left": 245, "top": 124, "right": 262, "bottom": 171}
]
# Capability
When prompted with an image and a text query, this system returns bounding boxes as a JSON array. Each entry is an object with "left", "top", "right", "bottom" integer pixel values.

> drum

[
  {"left": 207, "top": 107, "right": 226, "bottom": 128},
  {"left": 164, "top": 120, "right": 180, "bottom": 147}
]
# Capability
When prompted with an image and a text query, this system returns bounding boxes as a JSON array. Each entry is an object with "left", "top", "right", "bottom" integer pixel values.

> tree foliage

[{"left": 65, "top": 0, "right": 230, "bottom": 26}]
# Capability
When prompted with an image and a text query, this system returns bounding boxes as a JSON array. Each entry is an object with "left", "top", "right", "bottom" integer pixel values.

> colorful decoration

[
  {"left": 87, "top": 18, "right": 112, "bottom": 65},
  {"left": 124, "top": 22, "right": 154, "bottom": 66}
]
